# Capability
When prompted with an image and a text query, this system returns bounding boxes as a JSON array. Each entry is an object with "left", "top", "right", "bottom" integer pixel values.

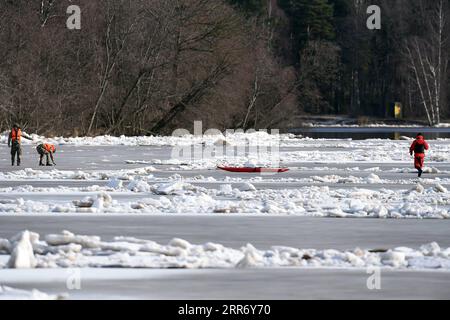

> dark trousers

[
  {"left": 37, "top": 146, "right": 50, "bottom": 165},
  {"left": 39, "top": 153, "right": 51, "bottom": 165},
  {"left": 11, "top": 143, "right": 22, "bottom": 165}
]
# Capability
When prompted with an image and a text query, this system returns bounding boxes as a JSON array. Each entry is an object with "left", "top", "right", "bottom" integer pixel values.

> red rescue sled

[{"left": 217, "top": 166, "right": 289, "bottom": 173}]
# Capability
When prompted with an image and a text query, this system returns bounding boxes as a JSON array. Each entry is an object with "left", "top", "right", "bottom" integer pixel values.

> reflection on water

[{"left": 288, "top": 127, "right": 450, "bottom": 140}]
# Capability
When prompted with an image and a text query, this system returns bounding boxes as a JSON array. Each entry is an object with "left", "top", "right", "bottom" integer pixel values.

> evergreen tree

[
  {"left": 279, "top": 0, "right": 335, "bottom": 51},
  {"left": 228, "top": 0, "right": 266, "bottom": 16}
]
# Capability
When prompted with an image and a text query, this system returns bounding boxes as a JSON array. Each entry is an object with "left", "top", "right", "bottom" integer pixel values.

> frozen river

[{"left": 1, "top": 268, "right": 449, "bottom": 300}]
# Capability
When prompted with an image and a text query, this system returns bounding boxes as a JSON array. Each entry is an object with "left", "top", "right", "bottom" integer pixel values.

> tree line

[
  {"left": 238, "top": 0, "right": 450, "bottom": 125},
  {"left": 0, "top": 0, "right": 449, "bottom": 136}
]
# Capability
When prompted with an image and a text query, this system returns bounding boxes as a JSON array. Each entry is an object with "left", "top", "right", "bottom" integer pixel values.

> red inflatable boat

[{"left": 217, "top": 166, "right": 289, "bottom": 173}]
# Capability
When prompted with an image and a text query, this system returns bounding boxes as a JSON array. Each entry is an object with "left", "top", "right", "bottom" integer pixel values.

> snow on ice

[
  {"left": 0, "top": 230, "right": 449, "bottom": 271},
  {"left": 7, "top": 231, "right": 37, "bottom": 269},
  {"left": 0, "top": 286, "right": 65, "bottom": 300},
  {"left": 0, "top": 180, "right": 450, "bottom": 218},
  {"left": 1, "top": 133, "right": 450, "bottom": 218},
  {"left": 1, "top": 130, "right": 290, "bottom": 148}
]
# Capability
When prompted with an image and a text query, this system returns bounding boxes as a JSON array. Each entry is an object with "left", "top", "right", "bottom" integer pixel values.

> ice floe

[
  {"left": 7, "top": 231, "right": 37, "bottom": 269},
  {"left": 0, "top": 231, "right": 449, "bottom": 271},
  {"left": 1, "top": 181, "right": 450, "bottom": 218},
  {"left": 0, "top": 286, "right": 66, "bottom": 300}
]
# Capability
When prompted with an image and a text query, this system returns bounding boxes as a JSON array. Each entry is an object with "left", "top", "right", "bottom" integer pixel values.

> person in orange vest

[
  {"left": 36, "top": 143, "right": 57, "bottom": 166},
  {"left": 7, "top": 124, "right": 32, "bottom": 166}
]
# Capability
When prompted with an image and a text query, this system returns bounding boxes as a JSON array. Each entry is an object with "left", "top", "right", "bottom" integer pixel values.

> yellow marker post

[{"left": 394, "top": 102, "right": 402, "bottom": 119}]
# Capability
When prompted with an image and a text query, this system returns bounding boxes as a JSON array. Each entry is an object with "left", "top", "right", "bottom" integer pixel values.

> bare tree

[
  {"left": 87, "top": 0, "right": 142, "bottom": 135},
  {"left": 39, "top": 0, "right": 59, "bottom": 27},
  {"left": 405, "top": 0, "right": 448, "bottom": 125}
]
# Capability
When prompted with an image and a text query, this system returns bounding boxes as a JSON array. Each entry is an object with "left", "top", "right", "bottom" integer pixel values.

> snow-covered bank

[
  {"left": 1, "top": 131, "right": 294, "bottom": 147},
  {"left": 4, "top": 128, "right": 450, "bottom": 148},
  {"left": 302, "top": 122, "right": 450, "bottom": 128},
  {"left": 302, "top": 123, "right": 424, "bottom": 128},
  {"left": 0, "top": 230, "right": 449, "bottom": 271}
]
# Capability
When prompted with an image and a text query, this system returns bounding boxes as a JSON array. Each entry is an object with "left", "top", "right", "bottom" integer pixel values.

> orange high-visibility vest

[
  {"left": 43, "top": 144, "right": 55, "bottom": 153},
  {"left": 11, "top": 128, "right": 22, "bottom": 143}
]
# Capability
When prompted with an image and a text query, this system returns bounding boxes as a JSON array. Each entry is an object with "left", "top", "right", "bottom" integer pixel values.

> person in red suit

[{"left": 409, "top": 133, "right": 429, "bottom": 178}]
